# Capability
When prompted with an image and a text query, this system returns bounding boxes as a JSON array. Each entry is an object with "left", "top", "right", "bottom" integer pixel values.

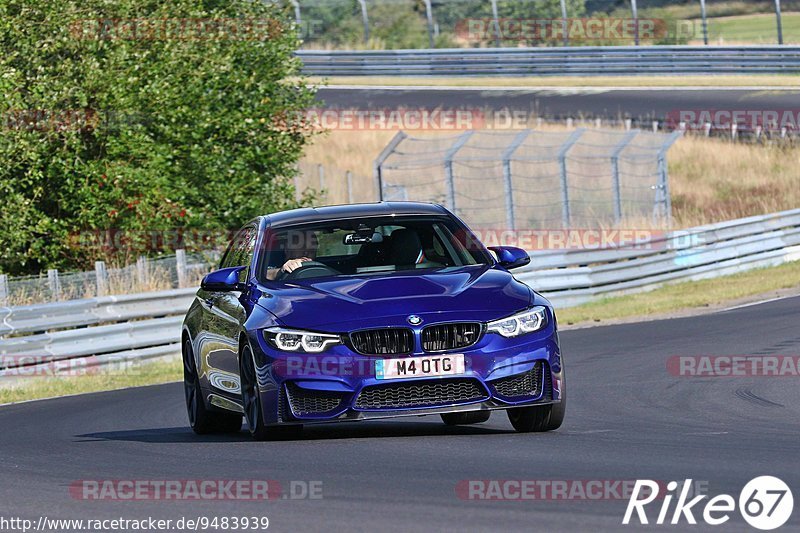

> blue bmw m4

[{"left": 182, "top": 202, "right": 565, "bottom": 440}]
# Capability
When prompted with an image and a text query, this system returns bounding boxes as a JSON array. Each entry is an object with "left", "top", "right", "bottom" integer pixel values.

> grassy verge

[
  {"left": 311, "top": 75, "right": 800, "bottom": 88},
  {"left": 694, "top": 13, "right": 800, "bottom": 45},
  {"left": 0, "top": 357, "right": 181, "bottom": 405},
  {"left": 557, "top": 260, "right": 800, "bottom": 326}
]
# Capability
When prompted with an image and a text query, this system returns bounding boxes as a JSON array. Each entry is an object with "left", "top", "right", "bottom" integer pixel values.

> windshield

[{"left": 258, "top": 215, "right": 491, "bottom": 282}]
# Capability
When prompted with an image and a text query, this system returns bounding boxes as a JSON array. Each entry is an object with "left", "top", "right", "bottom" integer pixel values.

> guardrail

[
  {"left": 297, "top": 46, "right": 800, "bottom": 76},
  {"left": 1, "top": 208, "right": 799, "bottom": 380},
  {"left": 0, "top": 288, "right": 196, "bottom": 337},
  {"left": 519, "top": 208, "right": 800, "bottom": 308},
  {"left": 0, "top": 289, "right": 195, "bottom": 381}
]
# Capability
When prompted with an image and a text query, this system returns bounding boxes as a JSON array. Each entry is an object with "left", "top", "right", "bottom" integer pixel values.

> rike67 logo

[{"left": 624, "top": 477, "right": 794, "bottom": 530}]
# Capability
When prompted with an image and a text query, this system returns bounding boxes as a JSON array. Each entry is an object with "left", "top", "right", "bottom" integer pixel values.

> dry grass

[
  {"left": 299, "top": 128, "right": 800, "bottom": 228},
  {"left": 669, "top": 137, "right": 800, "bottom": 227},
  {"left": 299, "top": 130, "right": 397, "bottom": 203}
]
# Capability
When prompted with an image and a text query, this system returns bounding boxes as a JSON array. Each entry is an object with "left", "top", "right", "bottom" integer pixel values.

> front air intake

[{"left": 350, "top": 328, "right": 414, "bottom": 355}]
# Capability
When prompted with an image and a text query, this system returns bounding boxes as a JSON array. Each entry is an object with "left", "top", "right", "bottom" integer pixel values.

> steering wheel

[{"left": 276, "top": 261, "right": 340, "bottom": 280}]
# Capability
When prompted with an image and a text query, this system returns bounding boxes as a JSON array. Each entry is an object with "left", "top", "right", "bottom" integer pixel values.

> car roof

[{"left": 263, "top": 202, "right": 450, "bottom": 228}]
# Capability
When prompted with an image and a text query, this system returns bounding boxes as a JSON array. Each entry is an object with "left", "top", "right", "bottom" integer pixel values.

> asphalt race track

[
  {"left": 1, "top": 295, "right": 799, "bottom": 532},
  {"left": 317, "top": 87, "right": 800, "bottom": 125}
]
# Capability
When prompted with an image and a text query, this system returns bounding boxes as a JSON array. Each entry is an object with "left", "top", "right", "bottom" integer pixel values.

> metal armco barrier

[
  {"left": 297, "top": 46, "right": 800, "bottom": 76},
  {"left": 1, "top": 208, "right": 799, "bottom": 380},
  {"left": 0, "top": 288, "right": 196, "bottom": 337},
  {"left": 520, "top": 208, "right": 800, "bottom": 308},
  {"left": 0, "top": 289, "right": 195, "bottom": 379}
]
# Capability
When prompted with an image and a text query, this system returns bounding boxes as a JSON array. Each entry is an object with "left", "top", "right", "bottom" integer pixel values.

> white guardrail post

[
  {"left": 95, "top": 261, "right": 108, "bottom": 296},
  {"left": 0, "top": 274, "right": 8, "bottom": 306},
  {"left": 136, "top": 256, "right": 149, "bottom": 287},
  {"left": 175, "top": 249, "right": 188, "bottom": 289},
  {"left": 47, "top": 269, "right": 61, "bottom": 302}
]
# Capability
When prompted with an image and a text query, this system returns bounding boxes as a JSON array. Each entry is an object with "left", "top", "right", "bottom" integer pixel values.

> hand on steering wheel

[
  {"left": 281, "top": 257, "right": 311, "bottom": 274},
  {"left": 276, "top": 260, "right": 340, "bottom": 280}
]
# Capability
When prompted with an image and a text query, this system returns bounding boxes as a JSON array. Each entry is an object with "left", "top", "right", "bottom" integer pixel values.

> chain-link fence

[
  {"left": 374, "top": 128, "right": 681, "bottom": 229},
  {"left": 295, "top": 0, "right": 800, "bottom": 49},
  {"left": 0, "top": 251, "right": 219, "bottom": 307},
  {"left": 296, "top": 161, "right": 375, "bottom": 204}
]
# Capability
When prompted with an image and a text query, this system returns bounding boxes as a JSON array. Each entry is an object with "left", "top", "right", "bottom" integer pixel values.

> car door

[{"left": 199, "top": 224, "right": 257, "bottom": 399}]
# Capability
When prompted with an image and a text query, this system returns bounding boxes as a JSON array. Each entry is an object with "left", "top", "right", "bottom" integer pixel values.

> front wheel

[
  {"left": 240, "top": 343, "right": 302, "bottom": 441},
  {"left": 183, "top": 339, "right": 242, "bottom": 434},
  {"left": 507, "top": 371, "right": 566, "bottom": 433}
]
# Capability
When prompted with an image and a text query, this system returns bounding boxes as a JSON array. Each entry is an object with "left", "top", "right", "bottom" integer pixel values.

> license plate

[{"left": 375, "top": 354, "right": 465, "bottom": 380}]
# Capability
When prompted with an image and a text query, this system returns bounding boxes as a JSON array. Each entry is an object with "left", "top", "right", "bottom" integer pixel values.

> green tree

[{"left": 0, "top": 0, "right": 316, "bottom": 274}]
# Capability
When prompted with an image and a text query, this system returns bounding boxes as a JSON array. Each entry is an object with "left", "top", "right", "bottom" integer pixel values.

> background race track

[
  {"left": 317, "top": 87, "right": 800, "bottom": 126},
  {"left": 1, "top": 295, "right": 799, "bottom": 532}
]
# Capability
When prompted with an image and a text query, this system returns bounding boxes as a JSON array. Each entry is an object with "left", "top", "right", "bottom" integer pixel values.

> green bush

[{"left": 0, "top": 0, "right": 316, "bottom": 275}]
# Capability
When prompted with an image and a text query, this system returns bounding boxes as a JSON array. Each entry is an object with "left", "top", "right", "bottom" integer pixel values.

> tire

[
  {"left": 441, "top": 410, "right": 491, "bottom": 426},
  {"left": 183, "top": 339, "right": 242, "bottom": 435},
  {"left": 507, "top": 369, "right": 566, "bottom": 433},
  {"left": 240, "top": 343, "right": 303, "bottom": 441}
]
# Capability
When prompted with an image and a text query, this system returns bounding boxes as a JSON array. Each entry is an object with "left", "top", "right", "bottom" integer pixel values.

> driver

[{"left": 265, "top": 230, "right": 319, "bottom": 280}]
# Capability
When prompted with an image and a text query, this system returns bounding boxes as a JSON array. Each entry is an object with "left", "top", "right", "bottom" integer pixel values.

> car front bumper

[{"left": 249, "top": 325, "right": 563, "bottom": 426}]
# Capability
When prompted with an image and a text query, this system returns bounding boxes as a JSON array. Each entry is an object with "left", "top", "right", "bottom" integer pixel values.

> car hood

[{"left": 255, "top": 265, "right": 533, "bottom": 332}]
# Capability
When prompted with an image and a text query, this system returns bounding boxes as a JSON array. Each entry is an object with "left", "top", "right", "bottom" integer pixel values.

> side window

[
  {"left": 219, "top": 239, "right": 236, "bottom": 269},
  {"left": 220, "top": 226, "right": 257, "bottom": 271}
]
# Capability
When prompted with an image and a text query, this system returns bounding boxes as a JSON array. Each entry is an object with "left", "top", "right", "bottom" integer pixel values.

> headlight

[
  {"left": 263, "top": 327, "right": 341, "bottom": 353},
  {"left": 486, "top": 306, "right": 547, "bottom": 338}
]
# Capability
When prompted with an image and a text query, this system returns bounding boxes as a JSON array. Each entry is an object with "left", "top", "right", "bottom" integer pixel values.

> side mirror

[
  {"left": 201, "top": 266, "right": 247, "bottom": 291},
  {"left": 488, "top": 246, "right": 531, "bottom": 270}
]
